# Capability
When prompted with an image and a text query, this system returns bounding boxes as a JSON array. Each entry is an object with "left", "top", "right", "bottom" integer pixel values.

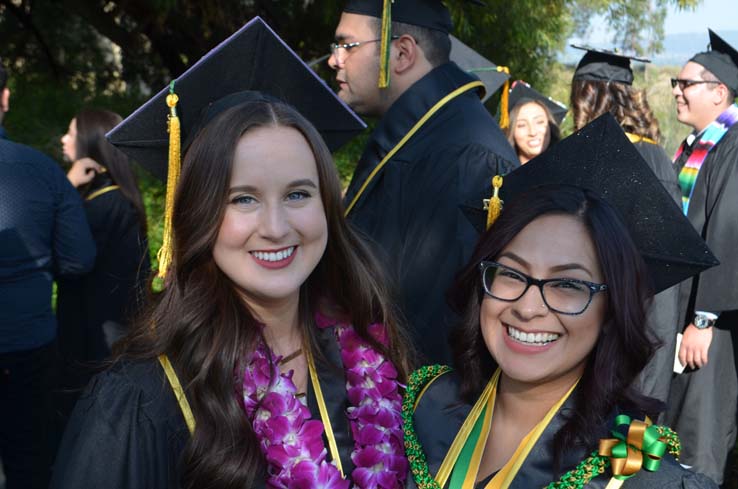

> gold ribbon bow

[{"left": 598, "top": 415, "right": 668, "bottom": 488}]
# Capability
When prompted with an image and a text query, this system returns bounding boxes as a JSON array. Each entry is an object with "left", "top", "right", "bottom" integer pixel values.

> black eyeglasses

[
  {"left": 670, "top": 78, "right": 721, "bottom": 91},
  {"left": 479, "top": 261, "right": 608, "bottom": 315}
]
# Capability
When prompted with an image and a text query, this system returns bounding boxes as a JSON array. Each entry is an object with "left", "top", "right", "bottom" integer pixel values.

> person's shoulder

[
  {"left": 623, "top": 454, "right": 718, "bottom": 488},
  {"left": 0, "top": 137, "right": 57, "bottom": 168},
  {"left": 80, "top": 358, "right": 179, "bottom": 424},
  {"left": 409, "top": 366, "right": 468, "bottom": 422}
]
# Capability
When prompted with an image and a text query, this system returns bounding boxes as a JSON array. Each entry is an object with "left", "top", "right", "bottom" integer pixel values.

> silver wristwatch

[{"left": 694, "top": 312, "right": 717, "bottom": 329}]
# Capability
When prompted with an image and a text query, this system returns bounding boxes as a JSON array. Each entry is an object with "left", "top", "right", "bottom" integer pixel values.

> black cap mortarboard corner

[
  {"left": 107, "top": 16, "right": 366, "bottom": 182},
  {"left": 572, "top": 45, "right": 651, "bottom": 86},
  {"left": 690, "top": 29, "right": 738, "bottom": 93},
  {"left": 461, "top": 113, "right": 719, "bottom": 294},
  {"left": 450, "top": 35, "right": 509, "bottom": 105},
  {"left": 508, "top": 80, "right": 568, "bottom": 125}
]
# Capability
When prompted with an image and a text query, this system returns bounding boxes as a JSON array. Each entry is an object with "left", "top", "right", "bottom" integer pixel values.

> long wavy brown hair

[
  {"left": 118, "top": 97, "right": 409, "bottom": 489},
  {"left": 571, "top": 80, "right": 662, "bottom": 142}
]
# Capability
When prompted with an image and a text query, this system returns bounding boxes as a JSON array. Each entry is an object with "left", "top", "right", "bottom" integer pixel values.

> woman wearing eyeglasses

[{"left": 403, "top": 115, "right": 718, "bottom": 488}]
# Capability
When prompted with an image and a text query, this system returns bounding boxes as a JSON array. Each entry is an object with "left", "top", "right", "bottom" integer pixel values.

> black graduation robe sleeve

[
  {"left": 49, "top": 361, "right": 189, "bottom": 489},
  {"left": 687, "top": 126, "right": 738, "bottom": 313}
]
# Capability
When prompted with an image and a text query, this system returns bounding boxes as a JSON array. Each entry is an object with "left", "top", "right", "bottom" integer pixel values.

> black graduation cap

[
  {"left": 462, "top": 113, "right": 719, "bottom": 294},
  {"left": 571, "top": 45, "right": 651, "bottom": 86},
  {"left": 508, "top": 80, "right": 568, "bottom": 125},
  {"left": 450, "top": 35, "right": 509, "bottom": 103},
  {"left": 107, "top": 16, "right": 366, "bottom": 181},
  {"left": 343, "top": 0, "right": 453, "bottom": 33},
  {"left": 690, "top": 29, "right": 738, "bottom": 93}
]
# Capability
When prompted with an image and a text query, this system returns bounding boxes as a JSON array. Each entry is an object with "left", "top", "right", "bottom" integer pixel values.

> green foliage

[{"left": 450, "top": 0, "right": 572, "bottom": 93}]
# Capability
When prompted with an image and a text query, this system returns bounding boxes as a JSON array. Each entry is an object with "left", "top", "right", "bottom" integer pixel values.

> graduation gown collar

[
  {"left": 370, "top": 61, "right": 484, "bottom": 155},
  {"left": 344, "top": 61, "right": 485, "bottom": 212},
  {"left": 307, "top": 324, "right": 356, "bottom": 475},
  {"left": 411, "top": 372, "right": 607, "bottom": 489}
]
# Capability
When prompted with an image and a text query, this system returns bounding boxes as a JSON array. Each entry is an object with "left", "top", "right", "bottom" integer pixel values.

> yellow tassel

[
  {"left": 497, "top": 66, "right": 510, "bottom": 129},
  {"left": 484, "top": 175, "right": 504, "bottom": 229},
  {"left": 156, "top": 81, "right": 181, "bottom": 284},
  {"left": 378, "top": 0, "right": 392, "bottom": 88}
]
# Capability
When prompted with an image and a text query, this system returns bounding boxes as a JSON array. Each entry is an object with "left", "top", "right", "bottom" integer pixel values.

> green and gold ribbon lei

[{"left": 403, "top": 366, "right": 681, "bottom": 489}]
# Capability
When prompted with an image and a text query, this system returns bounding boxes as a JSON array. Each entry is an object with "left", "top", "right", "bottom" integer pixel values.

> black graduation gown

[
  {"left": 49, "top": 326, "right": 367, "bottom": 488},
  {"left": 665, "top": 122, "right": 738, "bottom": 484},
  {"left": 55, "top": 174, "right": 150, "bottom": 418},
  {"left": 408, "top": 371, "right": 716, "bottom": 488},
  {"left": 343, "top": 62, "right": 519, "bottom": 364},
  {"left": 631, "top": 140, "right": 682, "bottom": 406}
]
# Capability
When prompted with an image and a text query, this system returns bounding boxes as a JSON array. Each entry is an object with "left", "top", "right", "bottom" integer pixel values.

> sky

[
  {"left": 580, "top": 0, "right": 736, "bottom": 44},
  {"left": 664, "top": 0, "right": 737, "bottom": 35}
]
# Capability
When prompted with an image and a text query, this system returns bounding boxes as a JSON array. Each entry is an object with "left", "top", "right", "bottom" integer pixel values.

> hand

[
  {"left": 67, "top": 157, "right": 104, "bottom": 187},
  {"left": 678, "top": 323, "right": 713, "bottom": 370}
]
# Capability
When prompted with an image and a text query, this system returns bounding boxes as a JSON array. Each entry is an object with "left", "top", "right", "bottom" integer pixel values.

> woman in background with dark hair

[
  {"left": 504, "top": 81, "right": 565, "bottom": 165},
  {"left": 403, "top": 116, "right": 717, "bottom": 488},
  {"left": 570, "top": 48, "right": 682, "bottom": 407},
  {"left": 569, "top": 48, "right": 680, "bottom": 200},
  {"left": 56, "top": 108, "right": 150, "bottom": 416}
]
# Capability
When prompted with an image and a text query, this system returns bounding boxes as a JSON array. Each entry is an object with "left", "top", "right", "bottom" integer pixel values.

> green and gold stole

[{"left": 436, "top": 369, "right": 578, "bottom": 489}]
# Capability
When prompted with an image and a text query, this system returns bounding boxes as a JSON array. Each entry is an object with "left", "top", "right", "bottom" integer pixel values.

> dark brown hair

[
  {"left": 118, "top": 98, "right": 408, "bottom": 489},
  {"left": 450, "top": 184, "right": 662, "bottom": 471},
  {"left": 74, "top": 109, "right": 147, "bottom": 234},
  {"left": 571, "top": 80, "right": 662, "bottom": 142},
  {"left": 504, "top": 99, "right": 561, "bottom": 157}
]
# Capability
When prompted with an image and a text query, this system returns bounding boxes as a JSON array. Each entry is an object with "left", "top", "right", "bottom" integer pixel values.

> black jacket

[{"left": 344, "top": 62, "right": 519, "bottom": 363}]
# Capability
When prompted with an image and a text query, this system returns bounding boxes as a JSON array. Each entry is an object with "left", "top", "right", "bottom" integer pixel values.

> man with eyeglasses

[
  {"left": 665, "top": 29, "right": 738, "bottom": 485},
  {"left": 327, "top": 0, "right": 518, "bottom": 364}
]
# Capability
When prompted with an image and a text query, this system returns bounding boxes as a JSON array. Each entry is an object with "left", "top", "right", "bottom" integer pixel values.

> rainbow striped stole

[{"left": 676, "top": 103, "right": 738, "bottom": 215}]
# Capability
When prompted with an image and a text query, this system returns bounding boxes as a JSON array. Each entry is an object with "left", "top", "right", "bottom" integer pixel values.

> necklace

[{"left": 241, "top": 317, "right": 407, "bottom": 488}]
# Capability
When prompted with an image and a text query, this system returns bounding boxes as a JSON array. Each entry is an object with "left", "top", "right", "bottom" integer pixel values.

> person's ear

[
  {"left": 712, "top": 82, "right": 730, "bottom": 106},
  {"left": 1, "top": 88, "right": 10, "bottom": 113},
  {"left": 392, "top": 34, "right": 419, "bottom": 74}
]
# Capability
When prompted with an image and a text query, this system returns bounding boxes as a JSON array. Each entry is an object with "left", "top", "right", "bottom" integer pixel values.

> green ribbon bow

[{"left": 598, "top": 414, "right": 668, "bottom": 480}]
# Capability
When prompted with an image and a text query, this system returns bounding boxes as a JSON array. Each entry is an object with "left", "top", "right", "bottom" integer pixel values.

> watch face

[{"left": 694, "top": 316, "right": 712, "bottom": 329}]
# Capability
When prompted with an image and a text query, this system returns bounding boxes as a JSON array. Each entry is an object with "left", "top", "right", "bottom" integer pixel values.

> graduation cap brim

[
  {"left": 450, "top": 35, "right": 508, "bottom": 103},
  {"left": 462, "top": 114, "right": 718, "bottom": 294},
  {"left": 690, "top": 29, "right": 738, "bottom": 93},
  {"left": 508, "top": 81, "right": 567, "bottom": 125},
  {"left": 571, "top": 44, "right": 650, "bottom": 85},
  {"left": 107, "top": 17, "right": 366, "bottom": 181}
]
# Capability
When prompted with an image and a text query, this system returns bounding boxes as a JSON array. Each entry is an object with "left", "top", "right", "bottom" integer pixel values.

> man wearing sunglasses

[
  {"left": 666, "top": 29, "right": 738, "bottom": 486},
  {"left": 327, "top": 1, "right": 518, "bottom": 365}
]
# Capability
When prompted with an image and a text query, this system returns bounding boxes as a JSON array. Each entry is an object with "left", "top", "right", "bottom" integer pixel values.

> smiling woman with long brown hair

[{"left": 50, "top": 19, "right": 411, "bottom": 489}]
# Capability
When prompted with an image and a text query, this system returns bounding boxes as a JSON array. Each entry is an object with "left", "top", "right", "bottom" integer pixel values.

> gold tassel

[
  {"left": 378, "top": 0, "right": 392, "bottom": 88},
  {"left": 497, "top": 66, "right": 510, "bottom": 129},
  {"left": 484, "top": 175, "right": 504, "bottom": 229},
  {"left": 156, "top": 81, "right": 181, "bottom": 285}
]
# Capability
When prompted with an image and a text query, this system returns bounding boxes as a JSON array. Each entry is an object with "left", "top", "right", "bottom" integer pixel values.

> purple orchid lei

[{"left": 241, "top": 315, "right": 407, "bottom": 489}]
